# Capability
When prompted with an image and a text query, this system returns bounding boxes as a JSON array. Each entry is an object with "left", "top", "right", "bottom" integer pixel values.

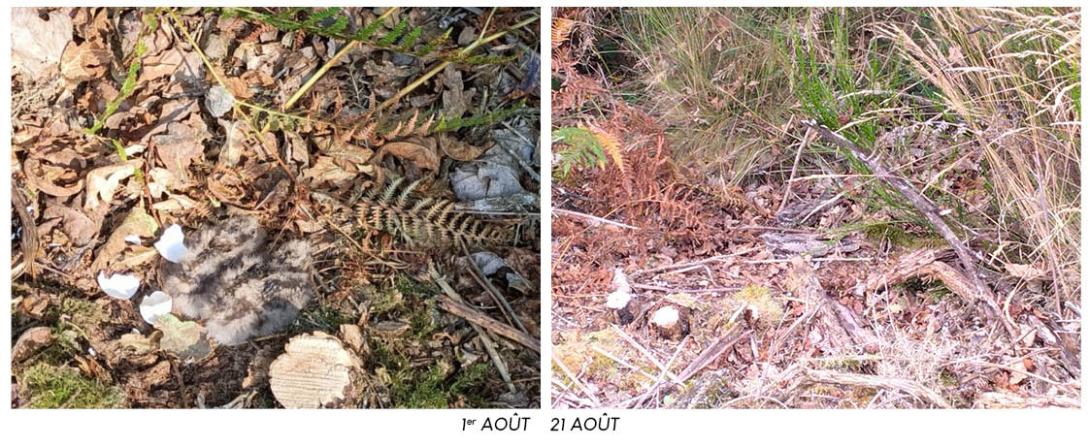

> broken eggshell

[
  {"left": 139, "top": 291, "right": 173, "bottom": 324},
  {"left": 97, "top": 272, "right": 140, "bottom": 300},
  {"left": 154, "top": 224, "right": 187, "bottom": 263}
]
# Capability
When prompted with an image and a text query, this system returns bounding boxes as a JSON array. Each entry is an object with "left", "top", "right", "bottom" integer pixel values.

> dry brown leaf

[
  {"left": 59, "top": 40, "right": 111, "bottom": 82},
  {"left": 42, "top": 202, "right": 99, "bottom": 246},
  {"left": 222, "top": 76, "right": 254, "bottom": 99},
  {"left": 90, "top": 205, "right": 159, "bottom": 274},
  {"left": 24, "top": 158, "right": 83, "bottom": 197},
  {"left": 380, "top": 138, "right": 440, "bottom": 171},
  {"left": 12, "top": 327, "right": 55, "bottom": 364},
  {"left": 303, "top": 156, "right": 363, "bottom": 187},
  {"left": 152, "top": 120, "right": 211, "bottom": 183},
  {"left": 151, "top": 194, "right": 199, "bottom": 213},
  {"left": 84, "top": 160, "right": 140, "bottom": 211},
  {"left": 438, "top": 133, "right": 486, "bottom": 161},
  {"left": 1005, "top": 262, "right": 1047, "bottom": 282},
  {"left": 11, "top": 8, "right": 73, "bottom": 78}
]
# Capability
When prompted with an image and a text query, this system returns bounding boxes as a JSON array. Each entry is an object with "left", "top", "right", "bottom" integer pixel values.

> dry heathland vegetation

[
  {"left": 11, "top": 7, "right": 540, "bottom": 408},
  {"left": 552, "top": 7, "right": 1079, "bottom": 409}
]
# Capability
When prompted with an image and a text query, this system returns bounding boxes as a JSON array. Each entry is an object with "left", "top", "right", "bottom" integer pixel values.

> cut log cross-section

[{"left": 269, "top": 332, "right": 364, "bottom": 409}]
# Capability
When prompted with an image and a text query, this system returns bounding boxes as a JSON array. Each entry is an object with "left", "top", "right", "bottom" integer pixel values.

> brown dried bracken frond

[
  {"left": 355, "top": 177, "right": 513, "bottom": 248},
  {"left": 552, "top": 18, "right": 576, "bottom": 49},
  {"left": 586, "top": 125, "right": 625, "bottom": 176}
]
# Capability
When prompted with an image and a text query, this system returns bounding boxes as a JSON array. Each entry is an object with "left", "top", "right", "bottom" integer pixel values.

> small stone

[{"left": 205, "top": 85, "right": 235, "bottom": 118}]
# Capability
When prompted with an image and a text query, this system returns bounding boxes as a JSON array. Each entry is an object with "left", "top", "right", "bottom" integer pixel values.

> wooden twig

[
  {"left": 590, "top": 346, "right": 658, "bottom": 382},
  {"left": 12, "top": 182, "right": 38, "bottom": 280},
  {"left": 633, "top": 246, "right": 759, "bottom": 276},
  {"left": 471, "top": 323, "right": 516, "bottom": 393},
  {"left": 610, "top": 325, "right": 681, "bottom": 383},
  {"left": 430, "top": 265, "right": 539, "bottom": 353},
  {"left": 631, "top": 284, "right": 741, "bottom": 294},
  {"left": 777, "top": 127, "right": 814, "bottom": 215},
  {"left": 617, "top": 337, "right": 689, "bottom": 408},
  {"left": 803, "top": 368, "right": 952, "bottom": 409},
  {"left": 553, "top": 356, "right": 602, "bottom": 408},
  {"left": 553, "top": 208, "right": 640, "bottom": 230},
  {"left": 459, "top": 241, "right": 527, "bottom": 334},
  {"left": 677, "top": 327, "right": 751, "bottom": 383},
  {"left": 801, "top": 120, "right": 1016, "bottom": 339}
]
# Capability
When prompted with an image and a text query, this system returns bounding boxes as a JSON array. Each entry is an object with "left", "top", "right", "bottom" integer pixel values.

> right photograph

[{"left": 551, "top": 7, "right": 1080, "bottom": 409}]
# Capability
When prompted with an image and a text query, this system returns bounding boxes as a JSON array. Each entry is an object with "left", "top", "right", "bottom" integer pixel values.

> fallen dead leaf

[
  {"left": 24, "top": 158, "right": 83, "bottom": 197},
  {"left": 380, "top": 139, "right": 440, "bottom": 171},
  {"left": 1005, "top": 262, "right": 1046, "bottom": 282},
  {"left": 90, "top": 205, "right": 160, "bottom": 276},
  {"left": 11, "top": 8, "right": 73, "bottom": 78},
  {"left": 155, "top": 314, "right": 212, "bottom": 361},
  {"left": 12, "top": 327, "right": 55, "bottom": 364},
  {"left": 59, "top": 40, "right": 111, "bottom": 82},
  {"left": 84, "top": 160, "right": 141, "bottom": 211},
  {"left": 438, "top": 133, "right": 486, "bottom": 161}
]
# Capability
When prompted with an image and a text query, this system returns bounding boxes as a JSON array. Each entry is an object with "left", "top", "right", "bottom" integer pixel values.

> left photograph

[{"left": 10, "top": 7, "right": 541, "bottom": 408}]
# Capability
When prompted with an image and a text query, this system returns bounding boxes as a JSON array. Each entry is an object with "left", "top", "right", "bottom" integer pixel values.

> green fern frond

[
  {"left": 553, "top": 124, "right": 623, "bottom": 178},
  {"left": 222, "top": 7, "right": 508, "bottom": 66},
  {"left": 378, "top": 17, "right": 411, "bottom": 46},
  {"left": 398, "top": 26, "right": 424, "bottom": 52}
]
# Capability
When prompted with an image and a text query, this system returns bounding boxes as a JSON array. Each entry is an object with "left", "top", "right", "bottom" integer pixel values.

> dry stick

[
  {"left": 459, "top": 240, "right": 528, "bottom": 334},
  {"left": 590, "top": 346, "right": 658, "bottom": 382},
  {"left": 282, "top": 41, "right": 360, "bottom": 112},
  {"left": 377, "top": 14, "right": 539, "bottom": 111},
  {"left": 766, "top": 299, "right": 828, "bottom": 361},
  {"left": 553, "top": 356, "right": 602, "bottom": 408},
  {"left": 677, "top": 328, "right": 751, "bottom": 383},
  {"left": 610, "top": 325, "right": 681, "bottom": 383},
  {"left": 430, "top": 265, "right": 539, "bottom": 353},
  {"left": 631, "top": 284, "right": 740, "bottom": 294},
  {"left": 630, "top": 337, "right": 689, "bottom": 408},
  {"left": 633, "top": 246, "right": 759, "bottom": 276},
  {"left": 434, "top": 291, "right": 539, "bottom": 353},
  {"left": 800, "top": 120, "right": 1016, "bottom": 339},
  {"left": 281, "top": 9, "right": 398, "bottom": 112},
  {"left": 11, "top": 183, "right": 38, "bottom": 280},
  {"left": 803, "top": 369, "right": 952, "bottom": 409},
  {"left": 553, "top": 208, "right": 640, "bottom": 230},
  {"left": 777, "top": 127, "right": 814, "bottom": 215},
  {"left": 472, "top": 322, "right": 517, "bottom": 393}
]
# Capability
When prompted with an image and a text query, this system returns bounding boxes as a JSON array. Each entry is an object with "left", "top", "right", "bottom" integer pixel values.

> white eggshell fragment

[
  {"left": 154, "top": 224, "right": 188, "bottom": 263},
  {"left": 97, "top": 272, "right": 140, "bottom": 300},
  {"left": 139, "top": 291, "right": 173, "bottom": 325}
]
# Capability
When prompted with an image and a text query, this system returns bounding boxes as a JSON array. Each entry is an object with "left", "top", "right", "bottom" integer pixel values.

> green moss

[
  {"left": 408, "top": 300, "right": 439, "bottom": 339},
  {"left": 391, "top": 363, "right": 492, "bottom": 408},
  {"left": 395, "top": 275, "right": 440, "bottom": 298},
  {"left": 939, "top": 369, "right": 960, "bottom": 388},
  {"left": 19, "top": 363, "right": 124, "bottom": 408},
  {"left": 57, "top": 298, "right": 102, "bottom": 330},
  {"left": 296, "top": 304, "right": 354, "bottom": 332},
  {"left": 732, "top": 285, "right": 785, "bottom": 326},
  {"left": 368, "top": 286, "right": 404, "bottom": 315}
]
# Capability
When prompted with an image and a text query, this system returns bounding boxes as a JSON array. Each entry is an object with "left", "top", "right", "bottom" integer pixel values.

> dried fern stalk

[{"left": 355, "top": 177, "right": 514, "bottom": 248}]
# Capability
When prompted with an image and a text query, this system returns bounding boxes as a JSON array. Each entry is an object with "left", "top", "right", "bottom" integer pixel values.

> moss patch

[
  {"left": 19, "top": 363, "right": 124, "bottom": 408},
  {"left": 391, "top": 363, "right": 492, "bottom": 408}
]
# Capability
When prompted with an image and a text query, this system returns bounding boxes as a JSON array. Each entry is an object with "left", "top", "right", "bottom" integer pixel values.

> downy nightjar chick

[{"left": 161, "top": 216, "right": 314, "bottom": 346}]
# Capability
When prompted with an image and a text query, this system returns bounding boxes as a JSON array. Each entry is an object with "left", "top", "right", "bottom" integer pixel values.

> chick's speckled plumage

[{"left": 162, "top": 216, "right": 314, "bottom": 346}]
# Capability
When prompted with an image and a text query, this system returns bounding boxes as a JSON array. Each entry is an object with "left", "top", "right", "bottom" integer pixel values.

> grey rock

[{"left": 204, "top": 85, "right": 235, "bottom": 118}]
